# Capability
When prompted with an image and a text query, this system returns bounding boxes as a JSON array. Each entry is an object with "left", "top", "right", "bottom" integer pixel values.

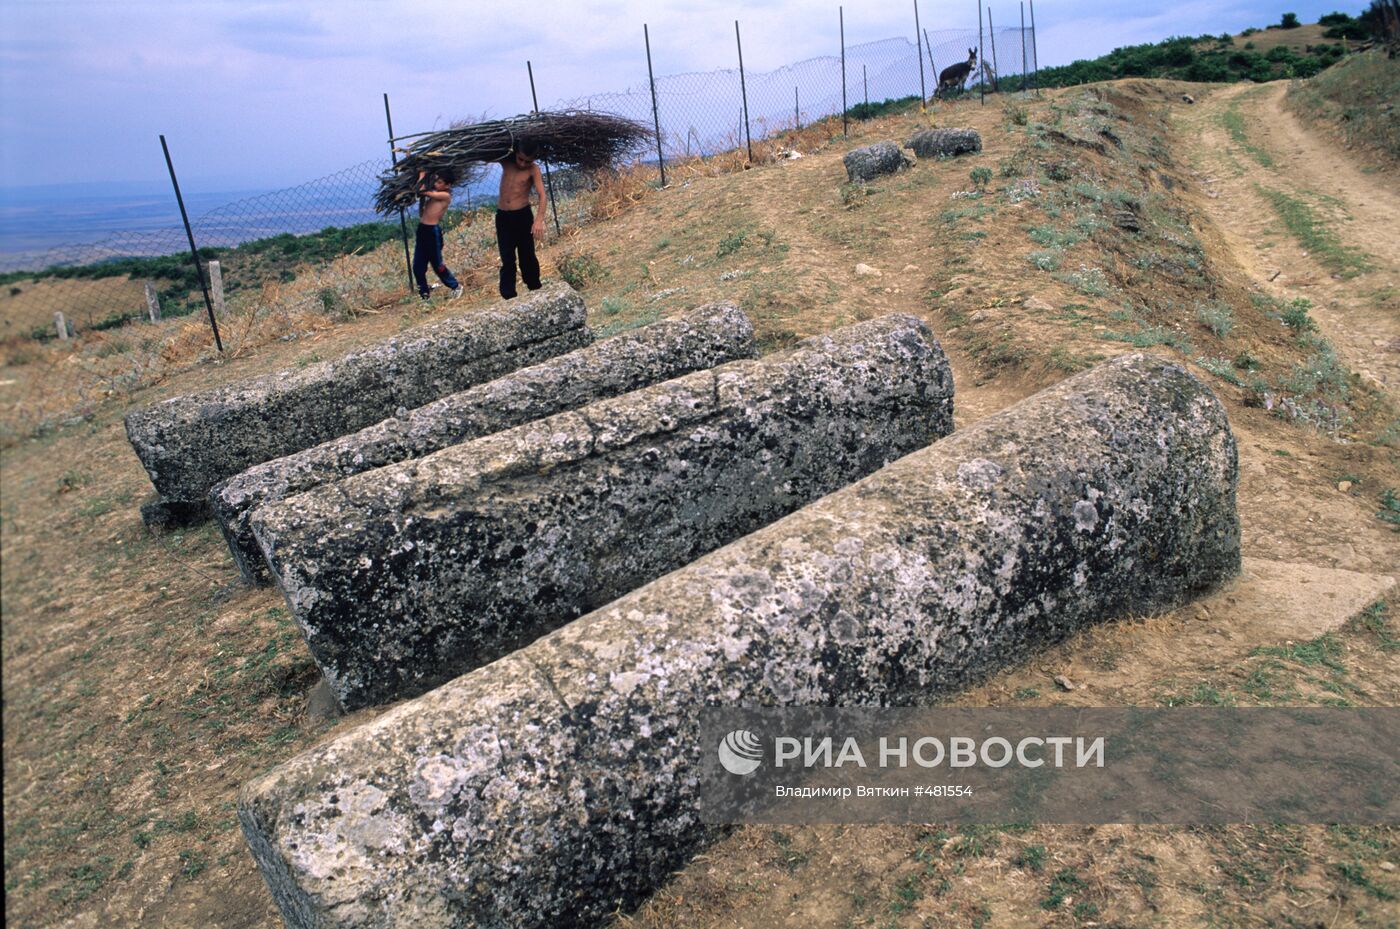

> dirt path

[
  {"left": 1258, "top": 82, "right": 1400, "bottom": 268},
  {"left": 1181, "top": 82, "right": 1400, "bottom": 392}
]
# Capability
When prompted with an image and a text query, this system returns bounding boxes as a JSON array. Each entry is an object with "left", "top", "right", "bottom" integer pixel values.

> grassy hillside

[
  {"left": 1286, "top": 47, "right": 1400, "bottom": 164},
  {"left": 1032, "top": 9, "right": 1396, "bottom": 89},
  {"left": 2, "top": 74, "right": 1398, "bottom": 928},
  {"left": 0, "top": 220, "right": 415, "bottom": 340},
  {"left": 544, "top": 81, "right": 1391, "bottom": 444}
]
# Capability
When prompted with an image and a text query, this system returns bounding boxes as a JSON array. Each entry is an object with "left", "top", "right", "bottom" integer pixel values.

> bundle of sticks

[{"left": 374, "top": 110, "right": 650, "bottom": 214}]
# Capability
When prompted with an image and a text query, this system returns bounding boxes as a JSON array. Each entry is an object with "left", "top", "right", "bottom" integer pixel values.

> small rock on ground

[
  {"left": 305, "top": 678, "right": 343, "bottom": 721},
  {"left": 905, "top": 127, "right": 983, "bottom": 159},
  {"left": 843, "top": 141, "right": 912, "bottom": 183}
]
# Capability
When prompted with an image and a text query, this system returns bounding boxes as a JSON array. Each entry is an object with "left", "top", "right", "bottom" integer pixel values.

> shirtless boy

[
  {"left": 495, "top": 144, "right": 547, "bottom": 299},
  {"left": 413, "top": 169, "right": 462, "bottom": 302}
]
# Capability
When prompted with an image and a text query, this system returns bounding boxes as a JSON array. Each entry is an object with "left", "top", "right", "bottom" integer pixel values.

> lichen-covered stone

[
  {"left": 124, "top": 283, "right": 590, "bottom": 526},
  {"left": 843, "top": 141, "right": 913, "bottom": 182},
  {"left": 210, "top": 303, "right": 756, "bottom": 584},
  {"left": 905, "top": 127, "right": 982, "bottom": 158},
  {"left": 252, "top": 315, "right": 953, "bottom": 710},
  {"left": 239, "top": 352, "right": 1238, "bottom": 929}
]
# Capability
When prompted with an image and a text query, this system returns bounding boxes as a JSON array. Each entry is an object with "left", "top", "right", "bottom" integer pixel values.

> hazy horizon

[{"left": 0, "top": 0, "right": 1366, "bottom": 198}]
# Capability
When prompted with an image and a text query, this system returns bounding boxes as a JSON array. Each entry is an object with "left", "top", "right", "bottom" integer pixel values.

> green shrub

[
  {"left": 316, "top": 287, "right": 352, "bottom": 318},
  {"left": 90, "top": 311, "right": 138, "bottom": 333},
  {"left": 1379, "top": 489, "right": 1400, "bottom": 531},
  {"left": 1281, "top": 298, "right": 1318, "bottom": 332},
  {"left": 1286, "top": 49, "right": 1400, "bottom": 165},
  {"left": 717, "top": 230, "right": 749, "bottom": 257},
  {"left": 839, "top": 182, "right": 869, "bottom": 209},
  {"left": 844, "top": 95, "right": 921, "bottom": 120},
  {"left": 1030, "top": 30, "right": 1346, "bottom": 88},
  {"left": 1013, "top": 844, "right": 1047, "bottom": 872},
  {"left": 1195, "top": 300, "right": 1234, "bottom": 338},
  {"left": 1195, "top": 356, "right": 1244, "bottom": 385},
  {"left": 1058, "top": 266, "right": 1111, "bottom": 297},
  {"left": 1027, "top": 225, "right": 1082, "bottom": 248},
  {"left": 1280, "top": 344, "right": 1349, "bottom": 399},
  {"left": 1099, "top": 325, "right": 1191, "bottom": 352},
  {"left": 1234, "top": 350, "right": 1260, "bottom": 371},
  {"left": 556, "top": 251, "right": 605, "bottom": 290}
]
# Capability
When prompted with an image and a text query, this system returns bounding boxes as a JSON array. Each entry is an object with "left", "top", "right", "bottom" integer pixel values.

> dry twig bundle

[{"left": 374, "top": 110, "right": 650, "bottom": 214}]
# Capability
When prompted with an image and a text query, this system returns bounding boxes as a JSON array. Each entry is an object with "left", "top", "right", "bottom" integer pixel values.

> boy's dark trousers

[
  {"left": 496, "top": 205, "right": 541, "bottom": 299},
  {"left": 412, "top": 222, "right": 459, "bottom": 298}
]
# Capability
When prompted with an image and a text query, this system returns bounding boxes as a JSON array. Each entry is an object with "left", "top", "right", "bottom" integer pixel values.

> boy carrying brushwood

[
  {"left": 496, "top": 143, "right": 546, "bottom": 299},
  {"left": 414, "top": 168, "right": 463, "bottom": 302}
]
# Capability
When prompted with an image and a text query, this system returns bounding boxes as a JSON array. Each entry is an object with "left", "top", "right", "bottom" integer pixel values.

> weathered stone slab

[
  {"left": 905, "top": 127, "right": 982, "bottom": 158},
  {"left": 124, "top": 282, "right": 590, "bottom": 527},
  {"left": 252, "top": 315, "right": 953, "bottom": 710},
  {"left": 210, "top": 303, "right": 756, "bottom": 584},
  {"left": 843, "top": 141, "right": 912, "bottom": 182},
  {"left": 239, "top": 353, "right": 1238, "bottom": 929}
]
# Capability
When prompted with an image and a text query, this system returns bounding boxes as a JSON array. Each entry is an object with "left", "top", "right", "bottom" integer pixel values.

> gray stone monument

[
  {"left": 253, "top": 314, "right": 954, "bottom": 709},
  {"left": 125, "top": 282, "right": 590, "bottom": 528},
  {"left": 210, "top": 302, "right": 757, "bottom": 584},
  {"left": 240, "top": 352, "right": 1239, "bottom": 929}
]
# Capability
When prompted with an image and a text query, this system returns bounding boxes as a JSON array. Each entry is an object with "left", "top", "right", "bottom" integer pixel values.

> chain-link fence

[
  {"left": 0, "top": 16, "right": 1037, "bottom": 443},
  {"left": 0, "top": 159, "right": 394, "bottom": 338},
  {"left": 555, "top": 30, "right": 1036, "bottom": 164}
]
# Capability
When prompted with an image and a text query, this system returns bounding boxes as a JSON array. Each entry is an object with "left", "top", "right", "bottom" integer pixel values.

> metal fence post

[
  {"left": 1021, "top": 2, "right": 1028, "bottom": 94},
  {"left": 208, "top": 259, "right": 226, "bottom": 318},
  {"left": 914, "top": 0, "right": 927, "bottom": 105},
  {"left": 988, "top": 8, "right": 1001, "bottom": 93},
  {"left": 840, "top": 6, "right": 848, "bottom": 135},
  {"left": 159, "top": 134, "right": 223, "bottom": 353},
  {"left": 383, "top": 93, "right": 415, "bottom": 294},
  {"left": 863, "top": 64, "right": 868, "bottom": 111},
  {"left": 979, "top": 0, "right": 986, "bottom": 104},
  {"left": 644, "top": 24, "right": 667, "bottom": 185},
  {"left": 735, "top": 21, "right": 753, "bottom": 162},
  {"left": 795, "top": 86, "right": 801, "bottom": 129},
  {"left": 144, "top": 282, "right": 161, "bottom": 322},
  {"left": 923, "top": 28, "right": 937, "bottom": 89},
  {"left": 527, "top": 61, "right": 562, "bottom": 237},
  {"left": 1029, "top": 0, "right": 1040, "bottom": 96}
]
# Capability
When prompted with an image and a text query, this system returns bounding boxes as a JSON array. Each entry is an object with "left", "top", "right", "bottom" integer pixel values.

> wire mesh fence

[
  {"left": 1, "top": 16, "right": 1037, "bottom": 445},
  {"left": 554, "top": 30, "right": 1035, "bottom": 165},
  {"left": 1, "top": 159, "right": 394, "bottom": 337}
]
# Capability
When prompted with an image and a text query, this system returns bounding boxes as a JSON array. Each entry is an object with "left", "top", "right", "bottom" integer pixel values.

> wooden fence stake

[
  {"left": 208, "top": 260, "right": 226, "bottom": 318},
  {"left": 145, "top": 283, "right": 162, "bottom": 321}
]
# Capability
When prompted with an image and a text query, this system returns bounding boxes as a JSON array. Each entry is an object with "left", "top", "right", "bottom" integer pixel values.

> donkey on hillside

[{"left": 936, "top": 48, "right": 978, "bottom": 99}]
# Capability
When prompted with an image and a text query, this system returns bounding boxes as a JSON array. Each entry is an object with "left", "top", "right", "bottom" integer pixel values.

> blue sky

[{"left": 0, "top": 1, "right": 1367, "bottom": 194}]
